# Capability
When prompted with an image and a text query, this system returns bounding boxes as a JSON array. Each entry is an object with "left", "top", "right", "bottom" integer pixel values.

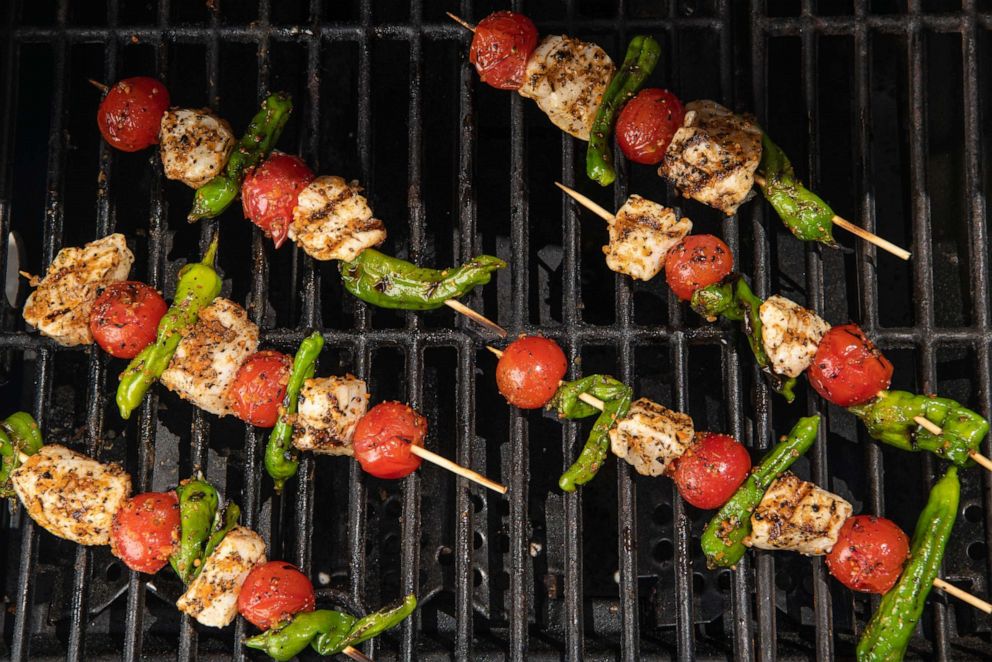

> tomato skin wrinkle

[
  {"left": 228, "top": 351, "right": 292, "bottom": 428},
  {"left": 469, "top": 12, "right": 539, "bottom": 90},
  {"left": 665, "top": 235, "right": 734, "bottom": 302},
  {"left": 808, "top": 324, "right": 893, "bottom": 407},
  {"left": 90, "top": 281, "right": 168, "bottom": 359},
  {"left": 96, "top": 77, "right": 170, "bottom": 152},
  {"left": 242, "top": 152, "right": 314, "bottom": 248},
  {"left": 496, "top": 335, "right": 568, "bottom": 409},
  {"left": 110, "top": 491, "right": 180, "bottom": 574},
  {"left": 353, "top": 402, "right": 428, "bottom": 479},
  {"left": 238, "top": 561, "right": 316, "bottom": 630}
]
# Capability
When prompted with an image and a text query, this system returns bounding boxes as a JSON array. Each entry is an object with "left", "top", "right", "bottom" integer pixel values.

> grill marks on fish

[
  {"left": 759, "top": 295, "right": 831, "bottom": 378},
  {"left": 292, "top": 375, "right": 370, "bottom": 456},
  {"left": 604, "top": 195, "right": 692, "bottom": 281},
  {"left": 609, "top": 398, "right": 695, "bottom": 477},
  {"left": 159, "top": 108, "right": 236, "bottom": 189},
  {"left": 288, "top": 175, "right": 387, "bottom": 262}
]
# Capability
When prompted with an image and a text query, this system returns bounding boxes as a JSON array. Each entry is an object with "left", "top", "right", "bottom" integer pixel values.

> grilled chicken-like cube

[
  {"left": 288, "top": 176, "right": 387, "bottom": 262},
  {"left": 759, "top": 295, "right": 831, "bottom": 378},
  {"left": 604, "top": 196, "right": 693, "bottom": 281},
  {"left": 22, "top": 233, "right": 134, "bottom": 347},
  {"left": 292, "top": 375, "right": 369, "bottom": 456},
  {"left": 745, "top": 473, "right": 853, "bottom": 556},
  {"left": 518, "top": 35, "right": 615, "bottom": 141},
  {"left": 660, "top": 100, "right": 763, "bottom": 216},
  {"left": 11, "top": 445, "right": 131, "bottom": 546},
  {"left": 161, "top": 298, "right": 260, "bottom": 417},
  {"left": 609, "top": 398, "right": 695, "bottom": 477},
  {"left": 159, "top": 108, "right": 236, "bottom": 189},
  {"left": 176, "top": 526, "right": 266, "bottom": 628}
]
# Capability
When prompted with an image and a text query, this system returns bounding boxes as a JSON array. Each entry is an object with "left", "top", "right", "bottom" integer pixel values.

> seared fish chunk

[
  {"left": 660, "top": 100, "right": 763, "bottom": 216},
  {"left": 745, "top": 473, "right": 853, "bottom": 556},
  {"left": 518, "top": 35, "right": 615, "bottom": 141},
  {"left": 161, "top": 298, "right": 260, "bottom": 417},
  {"left": 11, "top": 445, "right": 131, "bottom": 546},
  {"left": 604, "top": 196, "right": 693, "bottom": 281},
  {"left": 22, "top": 233, "right": 134, "bottom": 346},
  {"left": 176, "top": 526, "right": 266, "bottom": 628},
  {"left": 759, "top": 295, "right": 831, "bottom": 378},
  {"left": 160, "top": 108, "right": 236, "bottom": 188},
  {"left": 288, "top": 176, "right": 387, "bottom": 262},
  {"left": 609, "top": 398, "right": 695, "bottom": 477},
  {"left": 292, "top": 375, "right": 369, "bottom": 456}
]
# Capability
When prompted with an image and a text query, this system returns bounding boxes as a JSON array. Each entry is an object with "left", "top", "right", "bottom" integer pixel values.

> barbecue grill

[{"left": 1, "top": 0, "right": 990, "bottom": 660}]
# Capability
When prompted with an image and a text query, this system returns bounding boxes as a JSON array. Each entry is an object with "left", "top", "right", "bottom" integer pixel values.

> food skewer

[
  {"left": 485, "top": 345, "right": 604, "bottom": 410},
  {"left": 913, "top": 415, "right": 992, "bottom": 472}
]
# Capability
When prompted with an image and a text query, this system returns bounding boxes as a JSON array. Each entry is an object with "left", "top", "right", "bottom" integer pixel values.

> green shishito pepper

[
  {"left": 849, "top": 390, "right": 989, "bottom": 467},
  {"left": 116, "top": 236, "right": 223, "bottom": 419},
  {"left": 311, "top": 593, "right": 418, "bottom": 656},
  {"left": 0, "top": 412, "right": 43, "bottom": 498},
  {"left": 191, "top": 501, "right": 240, "bottom": 581},
  {"left": 188, "top": 92, "right": 293, "bottom": 221},
  {"left": 701, "top": 415, "right": 819, "bottom": 568},
  {"left": 690, "top": 274, "right": 798, "bottom": 402},
  {"left": 338, "top": 249, "right": 507, "bottom": 310},
  {"left": 551, "top": 375, "right": 634, "bottom": 492},
  {"left": 857, "top": 467, "right": 959, "bottom": 662},
  {"left": 170, "top": 476, "right": 219, "bottom": 584},
  {"left": 265, "top": 331, "right": 324, "bottom": 492},
  {"left": 755, "top": 133, "right": 838, "bottom": 246},
  {"left": 586, "top": 35, "right": 661, "bottom": 186}
]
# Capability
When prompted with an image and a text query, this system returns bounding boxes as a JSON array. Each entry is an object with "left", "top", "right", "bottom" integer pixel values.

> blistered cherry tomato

[
  {"left": 238, "top": 561, "right": 317, "bottom": 630},
  {"left": 826, "top": 515, "right": 909, "bottom": 594},
  {"left": 227, "top": 351, "right": 292, "bottom": 427},
  {"left": 110, "top": 491, "right": 180, "bottom": 574},
  {"left": 664, "top": 234, "right": 734, "bottom": 301},
  {"left": 496, "top": 335, "right": 568, "bottom": 409},
  {"left": 96, "top": 77, "right": 170, "bottom": 152},
  {"left": 89, "top": 281, "right": 168, "bottom": 359},
  {"left": 616, "top": 88, "right": 685, "bottom": 165},
  {"left": 807, "top": 324, "right": 893, "bottom": 407},
  {"left": 241, "top": 152, "right": 314, "bottom": 248},
  {"left": 352, "top": 402, "right": 428, "bottom": 480},
  {"left": 469, "top": 11, "right": 539, "bottom": 90},
  {"left": 671, "top": 432, "right": 752, "bottom": 509}
]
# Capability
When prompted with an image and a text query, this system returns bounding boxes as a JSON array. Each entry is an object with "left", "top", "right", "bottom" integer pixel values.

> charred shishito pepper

[
  {"left": 0, "top": 412, "right": 43, "bottom": 498},
  {"left": 169, "top": 476, "right": 220, "bottom": 584}
]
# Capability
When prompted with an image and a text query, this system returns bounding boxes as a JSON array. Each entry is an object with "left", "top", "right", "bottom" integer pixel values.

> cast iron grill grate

[{"left": 1, "top": 0, "right": 990, "bottom": 660}]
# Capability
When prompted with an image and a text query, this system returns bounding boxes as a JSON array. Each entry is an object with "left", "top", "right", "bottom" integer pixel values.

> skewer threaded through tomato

[
  {"left": 238, "top": 561, "right": 317, "bottom": 630},
  {"left": 825, "top": 515, "right": 909, "bottom": 594},
  {"left": 353, "top": 401, "right": 428, "bottom": 479},
  {"left": 242, "top": 151, "right": 315, "bottom": 248},
  {"left": 671, "top": 432, "right": 752, "bottom": 509},
  {"left": 807, "top": 324, "right": 893, "bottom": 407},
  {"left": 664, "top": 234, "right": 734, "bottom": 301},
  {"left": 615, "top": 88, "right": 685, "bottom": 165},
  {"left": 496, "top": 335, "right": 569, "bottom": 409},
  {"left": 89, "top": 281, "right": 168, "bottom": 358},
  {"left": 227, "top": 350, "right": 293, "bottom": 427},
  {"left": 110, "top": 491, "right": 180, "bottom": 574},
  {"left": 469, "top": 11, "right": 539, "bottom": 90},
  {"left": 96, "top": 77, "right": 171, "bottom": 152}
]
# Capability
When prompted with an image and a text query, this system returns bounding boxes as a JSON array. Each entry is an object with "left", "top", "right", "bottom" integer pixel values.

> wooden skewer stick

[
  {"left": 751, "top": 175, "right": 911, "bottom": 261},
  {"left": 343, "top": 645, "right": 374, "bottom": 662},
  {"left": 912, "top": 416, "right": 992, "bottom": 472},
  {"left": 446, "top": 12, "right": 476, "bottom": 32},
  {"left": 87, "top": 78, "right": 110, "bottom": 93},
  {"left": 409, "top": 445, "right": 507, "bottom": 494},
  {"left": 444, "top": 299, "right": 507, "bottom": 337},
  {"left": 486, "top": 346, "right": 606, "bottom": 410},
  {"left": 555, "top": 182, "right": 615, "bottom": 223},
  {"left": 932, "top": 578, "right": 992, "bottom": 614}
]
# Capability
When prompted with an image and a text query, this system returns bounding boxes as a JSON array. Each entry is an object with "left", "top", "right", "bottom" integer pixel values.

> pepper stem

[{"left": 201, "top": 233, "right": 220, "bottom": 268}]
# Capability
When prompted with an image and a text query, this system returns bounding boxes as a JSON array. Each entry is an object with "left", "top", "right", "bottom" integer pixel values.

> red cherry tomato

[
  {"left": 616, "top": 88, "right": 685, "bottom": 165},
  {"left": 807, "top": 324, "right": 893, "bottom": 407},
  {"left": 238, "top": 561, "right": 317, "bottom": 630},
  {"left": 469, "top": 11, "right": 539, "bottom": 90},
  {"left": 664, "top": 234, "right": 734, "bottom": 301},
  {"left": 89, "top": 281, "right": 168, "bottom": 359},
  {"left": 227, "top": 351, "right": 292, "bottom": 428},
  {"left": 671, "top": 432, "right": 752, "bottom": 509},
  {"left": 242, "top": 152, "right": 315, "bottom": 248},
  {"left": 96, "top": 77, "right": 170, "bottom": 152},
  {"left": 352, "top": 402, "right": 428, "bottom": 480},
  {"left": 496, "top": 335, "right": 569, "bottom": 409},
  {"left": 826, "top": 515, "right": 909, "bottom": 594},
  {"left": 110, "top": 491, "right": 180, "bottom": 574}
]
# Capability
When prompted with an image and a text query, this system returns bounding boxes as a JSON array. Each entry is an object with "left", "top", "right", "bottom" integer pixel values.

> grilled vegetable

[
  {"left": 808, "top": 324, "right": 893, "bottom": 407},
  {"left": 615, "top": 88, "right": 685, "bottom": 166},
  {"left": 856, "top": 467, "right": 960, "bottom": 662},
  {"left": 338, "top": 249, "right": 506, "bottom": 310},
  {"left": 110, "top": 491, "right": 181, "bottom": 574},
  {"left": 116, "top": 236, "right": 222, "bottom": 419},
  {"left": 496, "top": 335, "right": 569, "bottom": 409},
  {"left": 189, "top": 92, "right": 293, "bottom": 220},
  {"left": 169, "top": 476, "right": 219, "bottom": 584},
  {"left": 311, "top": 594, "right": 418, "bottom": 656},
  {"left": 241, "top": 152, "right": 314, "bottom": 248},
  {"left": 238, "top": 561, "right": 316, "bottom": 630},
  {"left": 352, "top": 402, "right": 427, "bottom": 480},
  {"left": 664, "top": 234, "right": 733, "bottom": 301},
  {"left": 264, "top": 332, "right": 323, "bottom": 492},
  {"left": 849, "top": 390, "right": 989, "bottom": 467},
  {"left": 246, "top": 610, "right": 357, "bottom": 662},
  {"left": 826, "top": 515, "right": 910, "bottom": 594},
  {"left": 96, "top": 77, "right": 170, "bottom": 152},
  {"left": 671, "top": 432, "right": 751, "bottom": 509},
  {"left": 468, "top": 11, "right": 539, "bottom": 90},
  {"left": 0, "top": 412, "right": 43, "bottom": 498},
  {"left": 587, "top": 35, "right": 661, "bottom": 186},
  {"left": 701, "top": 415, "right": 819, "bottom": 568},
  {"left": 227, "top": 350, "right": 293, "bottom": 428},
  {"left": 90, "top": 281, "right": 169, "bottom": 359}
]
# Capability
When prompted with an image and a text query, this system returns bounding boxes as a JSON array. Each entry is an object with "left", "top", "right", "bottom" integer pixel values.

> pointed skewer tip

[{"left": 446, "top": 12, "right": 476, "bottom": 32}]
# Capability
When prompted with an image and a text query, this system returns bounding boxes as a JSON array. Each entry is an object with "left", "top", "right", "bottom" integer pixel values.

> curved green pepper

[
  {"left": 857, "top": 467, "right": 959, "bottom": 661},
  {"left": 0, "top": 412, "right": 44, "bottom": 498},
  {"left": 586, "top": 35, "right": 661, "bottom": 186},
  {"left": 701, "top": 415, "right": 819, "bottom": 568},
  {"left": 188, "top": 92, "right": 293, "bottom": 221},
  {"left": 116, "top": 236, "right": 222, "bottom": 419},
  {"left": 265, "top": 331, "right": 324, "bottom": 492},
  {"left": 849, "top": 390, "right": 988, "bottom": 467},
  {"left": 245, "top": 610, "right": 356, "bottom": 662},
  {"left": 338, "top": 249, "right": 506, "bottom": 310},
  {"left": 691, "top": 274, "right": 798, "bottom": 402},
  {"left": 170, "top": 477, "right": 219, "bottom": 584},
  {"left": 191, "top": 501, "right": 240, "bottom": 581},
  {"left": 312, "top": 594, "right": 418, "bottom": 656}
]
